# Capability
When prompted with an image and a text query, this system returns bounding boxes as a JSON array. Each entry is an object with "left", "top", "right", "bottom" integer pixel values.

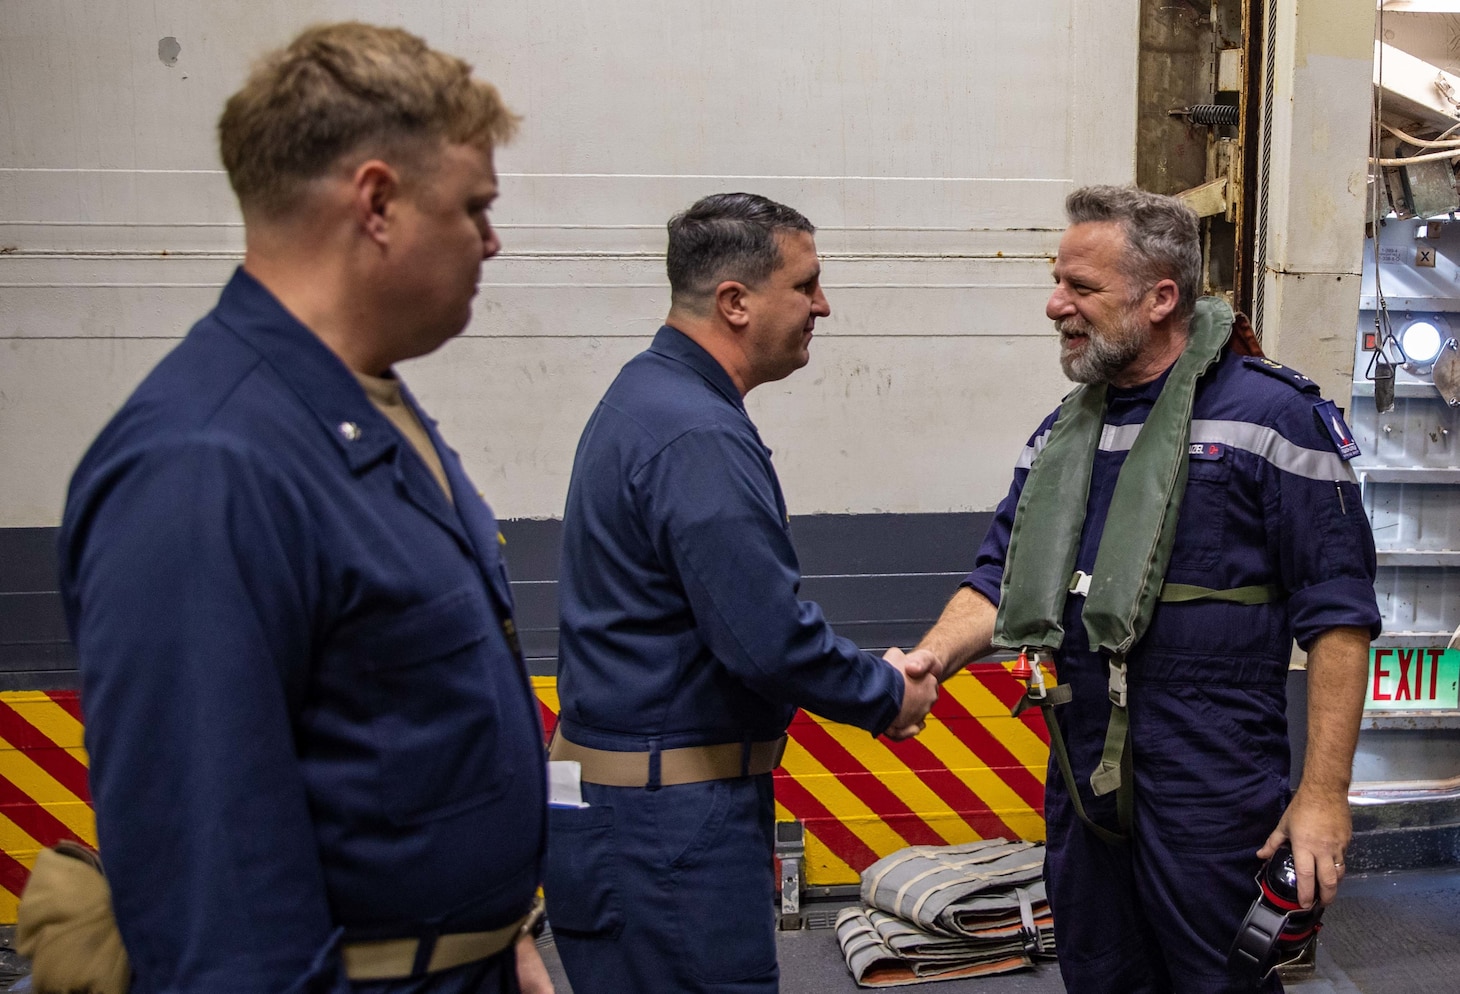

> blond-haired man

[{"left": 59, "top": 23, "right": 550, "bottom": 993}]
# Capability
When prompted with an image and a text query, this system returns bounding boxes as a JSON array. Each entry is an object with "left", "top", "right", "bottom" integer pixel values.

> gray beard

[{"left": 1057, "top": 313, "right": 1149, "bottom": 384}]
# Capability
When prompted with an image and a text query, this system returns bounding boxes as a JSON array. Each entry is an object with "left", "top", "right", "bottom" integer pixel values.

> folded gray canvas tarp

[
  {"left": 835, "top": 907, "right": 1032, "bottom": 987},
  {"left": 861, "top": 839, "right": 1046, "bottom": 938},
  {"left": 836, "top": 840, "right": 1056, "bottom": 987}
]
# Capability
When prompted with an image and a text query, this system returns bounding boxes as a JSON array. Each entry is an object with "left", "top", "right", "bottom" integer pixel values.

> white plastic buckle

[
  {"left": 1069, "top": 571, "right": 1092, "bottom": 596},
  {"left": 1027, "top": 656, "right": 1048, "bottom": 701},
  {"left": 1107, "top": 660, "right": 1128, "bottom": 708}
]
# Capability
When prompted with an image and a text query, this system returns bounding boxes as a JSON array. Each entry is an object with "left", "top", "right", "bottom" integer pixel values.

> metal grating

[{"left": 803, "top": 907, "right": 847, "bottom": 931}]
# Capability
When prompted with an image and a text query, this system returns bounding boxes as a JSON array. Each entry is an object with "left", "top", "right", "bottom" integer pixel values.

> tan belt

[
  {"left": 548, "top": 730, "right": 788, "bottom": 787},
  {"left": 340, "top": 902, "right": 535, "bottom": 981}
]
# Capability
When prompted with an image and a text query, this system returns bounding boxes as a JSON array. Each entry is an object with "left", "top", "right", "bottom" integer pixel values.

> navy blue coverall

[
  {"left": 965, "top": 351, "right": 1381, "bottom": 994},
  {"left": 58, "top": 270, "right": 546, "bottom": 994},
  {"left": 549, "top": 326, "right": 905, "bottom": 994}
]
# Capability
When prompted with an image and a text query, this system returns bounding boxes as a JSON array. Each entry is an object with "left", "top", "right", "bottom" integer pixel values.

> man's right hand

[
  {"left": 515, "top": 933, "right": 556, "bottom": 994},
  {"left": 883, "top": 646, "right": 938, "bottom": 740}
]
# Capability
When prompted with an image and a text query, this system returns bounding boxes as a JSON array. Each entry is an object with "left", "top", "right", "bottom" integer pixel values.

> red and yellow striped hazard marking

[
  {"left": 0, "top": 666, "right": 1051, "bottom": 921},
  {"left": 0, "top": 690, "right": 95, "bottom": 922},
  {"left": 535, "top": 662, "right": 1049, "bottom": 887}
]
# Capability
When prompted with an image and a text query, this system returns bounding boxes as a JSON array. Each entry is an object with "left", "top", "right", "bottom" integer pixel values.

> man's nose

[
  {"left": 1046, "top": 285, "right": 1074, "bottom": 322},
  {"left": 813, "top": 286, "right": 831, "bottom": 318},
  {"left": 482, "top": 219, "right": 501, "bottom": 260}
]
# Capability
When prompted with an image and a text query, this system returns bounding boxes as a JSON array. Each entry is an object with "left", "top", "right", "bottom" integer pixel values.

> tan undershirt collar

[{"left": 353, "top": 370, "right": 454, "bottom": 504}]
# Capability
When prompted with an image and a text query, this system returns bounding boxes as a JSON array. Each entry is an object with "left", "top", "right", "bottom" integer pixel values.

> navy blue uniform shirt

[
  {"left": 59, "top": 269, "right": 545, "bottom": 994},
  {"left": 556, "top": 326, "right": 902, "bottom": 748}
]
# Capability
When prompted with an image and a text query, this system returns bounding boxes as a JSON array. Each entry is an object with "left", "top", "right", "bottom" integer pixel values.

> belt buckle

[{"left": 1107, "top": 659, "right": 1128, "bottom": 708}]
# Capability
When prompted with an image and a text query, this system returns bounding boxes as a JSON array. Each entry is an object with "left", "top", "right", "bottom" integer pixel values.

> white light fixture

[{"left": 1401, "top": 317, "right": 1446, "bottom": 368}]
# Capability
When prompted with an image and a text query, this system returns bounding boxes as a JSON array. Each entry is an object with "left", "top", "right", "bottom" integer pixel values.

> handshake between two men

[{"left": 882, "top": 647, "right": 942, "bottom": 741}]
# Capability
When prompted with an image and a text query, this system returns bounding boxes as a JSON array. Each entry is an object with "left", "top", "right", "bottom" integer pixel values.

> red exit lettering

[{"left": 1373, "top": 648, "right": 1447, "bottom": 703}]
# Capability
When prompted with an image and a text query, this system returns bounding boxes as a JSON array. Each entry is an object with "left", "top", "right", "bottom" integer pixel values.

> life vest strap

[
  {"left": 1159, "top": 582, "right": 1281, "bottom": 605},
  {"left": 1069, "top": 573, "right": 1281, "bottom": 606}
]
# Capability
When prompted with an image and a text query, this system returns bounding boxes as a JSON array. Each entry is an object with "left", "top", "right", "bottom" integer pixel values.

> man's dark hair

[
  {"left": 1065, "top": 185, "right": 1202, "bottom": 322},
  {"left": 666, "top": 193, "right": 815, "bottom": 312}
]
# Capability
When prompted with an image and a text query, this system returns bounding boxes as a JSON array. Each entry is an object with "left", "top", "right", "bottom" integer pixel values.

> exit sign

[{"left": 1366, "top": 648, "right": 1460, "bottom": 711}]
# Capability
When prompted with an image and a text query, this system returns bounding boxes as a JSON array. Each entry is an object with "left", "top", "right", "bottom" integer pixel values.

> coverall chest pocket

[
  {"left": 1168, "top": 454, "right": 1232, "bottom": 572},
  {"left": 356, "top": 586, "right": 514, "bottom": 826}
]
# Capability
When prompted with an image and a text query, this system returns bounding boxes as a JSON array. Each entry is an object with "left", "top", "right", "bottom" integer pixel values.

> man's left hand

[
  {"left": 1259, "top": 626, "right": 1369, "bottom": 910},
  {"left": 1257, "top": 784, "right": 1350, "bottom": 910}
]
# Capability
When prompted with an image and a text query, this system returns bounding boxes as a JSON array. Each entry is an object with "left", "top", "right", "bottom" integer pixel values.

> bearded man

[{"left": 915, "top": 186, "right": 1380, "bottom": 994}]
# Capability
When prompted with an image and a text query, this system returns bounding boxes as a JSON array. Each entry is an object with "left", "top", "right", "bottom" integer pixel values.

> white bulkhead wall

[{"left": 0, "top": 1, "right": 1138, "bottom": 526}]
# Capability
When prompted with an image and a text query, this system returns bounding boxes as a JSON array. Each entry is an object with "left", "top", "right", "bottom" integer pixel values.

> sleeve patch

[
  {"left": 1242, "top": 356, "right": 1320, "bottom": 394},
  {"left": 1314, "top": 399, "right": 1361, "bottom": 460}
]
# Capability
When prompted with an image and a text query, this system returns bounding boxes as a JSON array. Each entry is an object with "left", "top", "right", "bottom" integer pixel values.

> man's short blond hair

[{"left": 218, "top": 22, "right": 518, "bottom": 218}]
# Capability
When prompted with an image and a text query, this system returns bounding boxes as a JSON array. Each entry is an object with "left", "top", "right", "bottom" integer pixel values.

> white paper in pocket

[{"left": 548, "top": 760, "right": 590, "bottom": 809}]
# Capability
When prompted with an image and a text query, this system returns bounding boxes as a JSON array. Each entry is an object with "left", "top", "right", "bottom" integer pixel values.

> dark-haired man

[
  {"left": 917, "top": 186, "right": 1380, "bottom": 993},
  {"left": 58, "top": 23, "right": 549, "bottom": 994},
  {"left": 545, "top": 192, "right": 939, "bottom": 994}
]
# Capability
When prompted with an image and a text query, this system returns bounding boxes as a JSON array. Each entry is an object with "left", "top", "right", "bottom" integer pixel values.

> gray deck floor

[
  {"left": 537, "top": 864, "right": 1460, "bottom": 993},
  {"left": 1, "top": 867, "right": 1448, "bottom": 992}
]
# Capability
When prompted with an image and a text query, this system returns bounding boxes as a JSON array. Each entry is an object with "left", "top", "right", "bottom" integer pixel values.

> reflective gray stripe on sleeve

[
  {"left": 1014, "top": 418, "right": 1356, "bottom": 482},
  {"left": 1015, "top": 431, "right": 1051, "bottom": 470},
  {"left": 1190, "top": 419, "right": 1358, "bottom": 482}
]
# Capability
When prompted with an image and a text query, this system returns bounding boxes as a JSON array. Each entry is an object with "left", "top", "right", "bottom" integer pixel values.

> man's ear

[
  {"left": 351, "top": 159, "right": 400, "bottom": 245},
  {"left": 1147, "top": 278, "right": 1180, "bottom": 324},
  {"left": 714, "top": 280, "right": 752, "bottom": 330}
]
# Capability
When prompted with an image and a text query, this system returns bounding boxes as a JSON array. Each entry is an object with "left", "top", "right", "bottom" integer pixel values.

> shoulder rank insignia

[
  {"left": 1242, "top": 355, "right": 1319, "bottom": 393},
  {"left": 1313, "top": 399, "right": 1361, "bottom": 460}
]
